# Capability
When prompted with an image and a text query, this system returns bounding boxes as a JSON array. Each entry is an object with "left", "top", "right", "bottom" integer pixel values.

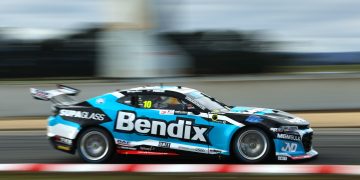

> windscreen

[{"left": 186, "top": 91, "right": 229, "bottom": 113}]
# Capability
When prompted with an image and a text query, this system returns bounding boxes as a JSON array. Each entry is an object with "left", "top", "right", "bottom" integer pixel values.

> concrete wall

[{"left": 2, "top": 75, "right": 360, "bottom": 117}]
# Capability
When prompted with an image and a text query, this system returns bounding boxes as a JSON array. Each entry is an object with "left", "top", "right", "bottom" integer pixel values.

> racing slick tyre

[
  {"left": 77, "top": 127, "right": 114, "bottom": 163},
  {"left": 232, "top": 127, "right": 272, "bottom": 163}
]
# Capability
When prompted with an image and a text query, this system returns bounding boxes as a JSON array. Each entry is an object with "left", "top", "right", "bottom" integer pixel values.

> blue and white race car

[{"left": 30, "top": 85, "right": 318, "bottom": 163}]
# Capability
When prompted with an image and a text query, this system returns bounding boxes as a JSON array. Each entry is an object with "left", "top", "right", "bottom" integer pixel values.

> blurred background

[
  {"left": 2, "top": 0, "right": 360, "bottom": 169},
  {"left": 1, "top": 0, "right": 360, "bottom": 116},
  {"left": 1, "top": 0, "right": 360, "bottom": 78}
]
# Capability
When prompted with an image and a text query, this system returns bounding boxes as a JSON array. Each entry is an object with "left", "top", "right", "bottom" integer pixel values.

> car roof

[{"left": 121, "top": 86, "right": 197, "bottom": 95}]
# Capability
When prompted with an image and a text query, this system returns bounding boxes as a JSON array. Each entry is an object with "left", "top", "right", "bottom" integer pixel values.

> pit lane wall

[{"left": 2, "top": 74, "right": 360, "bottom": 117}]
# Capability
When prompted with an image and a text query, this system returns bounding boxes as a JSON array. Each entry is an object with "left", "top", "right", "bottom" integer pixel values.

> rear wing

[{"left": 30, "top": 84, "right": 80, "bottom": 104}]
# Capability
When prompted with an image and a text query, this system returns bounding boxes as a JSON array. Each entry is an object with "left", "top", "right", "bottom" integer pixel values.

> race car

[{"left": 30, "top": 85, "right": 318, "bottom": 163}]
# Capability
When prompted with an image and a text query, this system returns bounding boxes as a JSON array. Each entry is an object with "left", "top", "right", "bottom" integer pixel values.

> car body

[{"left": 30, "top": 85, "right": 318, "bottom": 163}]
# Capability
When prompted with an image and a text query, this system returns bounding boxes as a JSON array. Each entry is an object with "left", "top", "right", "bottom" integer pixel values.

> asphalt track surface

[{"left": 0, "top": 128, "right": 359, "bottom": 164}]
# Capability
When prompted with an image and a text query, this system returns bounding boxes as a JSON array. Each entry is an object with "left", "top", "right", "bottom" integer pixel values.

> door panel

[
  {"left": 91, "top": 94, "right": 135, "bottom": 148},
  {"left": 206, "top": 113, "right": 240, "bottom": 155},
  {"left": 122, "top": 107, "right": 211, "bottom": 154}
]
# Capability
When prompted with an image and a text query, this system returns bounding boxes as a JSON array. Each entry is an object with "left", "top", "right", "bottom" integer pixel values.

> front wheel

[
  {"left": 232, "top": 127, "right": 272, "bottom": 163},
  {"left": 77, "top": 127, "right": 114, "bottom": 163}
]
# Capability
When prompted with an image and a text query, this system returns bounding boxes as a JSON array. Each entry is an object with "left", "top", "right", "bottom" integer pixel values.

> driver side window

[
  {"left": 137, "top": 94, "right": 188, "bottom": 111},
  {"left": 117, "top": 95, "right": 137, "bottom": 107}
]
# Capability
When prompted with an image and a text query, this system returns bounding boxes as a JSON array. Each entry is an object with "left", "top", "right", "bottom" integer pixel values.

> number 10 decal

[{"left": 143, "top": 101, "right": 152, "bottom": 108}]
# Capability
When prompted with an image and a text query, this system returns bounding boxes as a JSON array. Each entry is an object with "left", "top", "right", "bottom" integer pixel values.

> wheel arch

[
  {"left": 73, "top": 125, "right": 116, "bottom": 151},
  {"left": 229, "top": 124, "right": 275, "bottom": 159}
]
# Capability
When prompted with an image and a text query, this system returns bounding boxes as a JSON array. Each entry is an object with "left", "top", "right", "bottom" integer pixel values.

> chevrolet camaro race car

[{"left": 30, "top": 85, "right": 318, "bottom": 163}]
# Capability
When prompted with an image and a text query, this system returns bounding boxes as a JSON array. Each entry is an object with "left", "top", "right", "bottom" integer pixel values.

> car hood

[{"left": 227, "top": 106, "right": 309, "bottom": 126}]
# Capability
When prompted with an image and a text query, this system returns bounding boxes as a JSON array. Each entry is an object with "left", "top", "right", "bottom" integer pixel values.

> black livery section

[
  {"left": 219, "top": 111, "right": 313, "bottom": 154},
  {"left": 220, "top": 112, "right": 310, "bottom": 140},
  {"left": 223, "top": 112, "right": 309, "bottom": 129}
]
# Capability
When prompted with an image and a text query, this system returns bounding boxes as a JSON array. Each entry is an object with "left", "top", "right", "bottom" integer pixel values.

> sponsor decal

[
  {"left": 278, "top": 156, "right": 288, "bottom": 161},
  {"left": 159, "top": 110, "right": 174, "bottom": 115},
  {"left": 115, "top": 111, "right": 211, "bottom": 144},
  {"left": 277, "top": 133, "right": 301, "bottom": 141},
  {"left": 270, "top": 128, "right": 283, "bottom": 132},
  {"left": 59, "top": 109, "right": 106, "bottom": 121},
  {"left": 177, "top": 146, "right": 207, "bottom": 153},
  {"left": 245, "top": 115, "right": 263, "bottom": 123},
  {"left": 194, "top": 148, "right": 206, "bottom": 153},
  {"left": 212, "top": 120, "right": 227, "bottom": 124},
  {"left": 281, "top": 142, "right": 298, "bottom": 152},
  {"left": 116, "top": 139, "right": 130, "bottom": 145},
  {"left": 209, "top": 149, "right": 222, "bottom": 154},
  {"left": 119, "top": 146, "right": 137, "bottom": 150},
  {"left": 158, "top": 142, "right": 171, "bottom": 148},
  {"left": 33, "top": 89, "right": 49, "bottom": 100},
  {"left": 139, "top": 146, "right": 155, "bottom": 151},
  {"left": 270, "top": 126, "right": 298, "bottom": 133},
  {"left": 55, "top": 137, "right": 73, "bottom": 145},
  {"left": 185, "top": 96, "right": 206, "bottom": 110},
  {"left": 174, "top": 111, "right": 188, "bottom": 115}
]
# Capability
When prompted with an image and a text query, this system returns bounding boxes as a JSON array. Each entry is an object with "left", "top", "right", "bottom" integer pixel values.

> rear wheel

[
  {"left": 232, "top": 127, "right": 271, "bottom": 163},
  {"left": 77, "top": 127, "right": 114, "bottom": 163}
]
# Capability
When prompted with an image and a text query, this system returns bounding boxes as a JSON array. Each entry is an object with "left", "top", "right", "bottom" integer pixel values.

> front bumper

[
  {"left": 276, "top": 149, "right": 318, "bottom": 161},
  {"left": 272, "top": 128, "right": 318, "bottom": 161}
]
